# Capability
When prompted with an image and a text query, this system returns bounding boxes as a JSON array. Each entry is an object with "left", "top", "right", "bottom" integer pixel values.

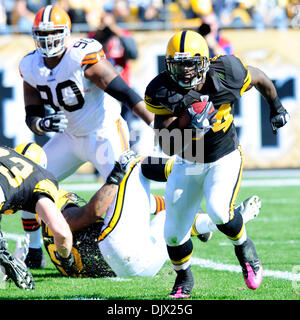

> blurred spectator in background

[
  {"left": 89, "top": 10, "right": 154, "bottom": 168},
  {"left": 198, "top": 11, "right": 234, "bottom": 57},
  {"left": 0, "top": 0, "right": 7, "bottom": 33},
  {"left": 211, "top": 0, "right": 252, "bottom": 28},
  {"left": 287, "top": 0, "right": 300, "bottom": 28},
  {"left": 11, "top": 0, "right": 52, "bottom": 33},
  {"left": 103, "top": 0, "right": 131, "bottom": 22},
  {"left": 89, "top": 11, "right": 138, "bottom": 86},
  {"left": 58, "top": 0, "right": 103, "bottom": 29},
  {"left": 169, "top": 0, "right": 211, "bottom": 20},
  {"left": 250, "top": 0, "right": 288, "bottom": 30},
  {"left": 135, "top": 0, "right": 163, "bottom": 21},
  {"left": 1, "top": 0, "right": 16, "bottom": 31}
]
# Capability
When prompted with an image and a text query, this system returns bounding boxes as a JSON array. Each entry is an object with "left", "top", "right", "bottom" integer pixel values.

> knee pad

[{"left": 216, "top": 210, "right": 244, "bottom": 240}]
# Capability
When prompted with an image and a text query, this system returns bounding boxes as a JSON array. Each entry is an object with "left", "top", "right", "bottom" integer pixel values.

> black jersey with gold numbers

[
  {"left": 0, "top": 146, "right": 59, "bottom": 214},
  {"left": 145, "top": 55, "right": 251, "bottom": 163}
]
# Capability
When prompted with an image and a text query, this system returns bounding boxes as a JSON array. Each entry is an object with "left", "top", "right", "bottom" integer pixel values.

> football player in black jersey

[
  {"left": 0, "top": 144, "right": 136, "bottom": 283},
  {"left": 0, "top": 143, "right": 74, "bottom": 289},
  {"left": 144, "top": 30, "right": 289, "bottom": 298}
]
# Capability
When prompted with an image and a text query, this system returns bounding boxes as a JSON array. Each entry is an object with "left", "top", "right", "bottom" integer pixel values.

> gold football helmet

[
  {"left": 15, "top": 142, "right": 47, "bottom": 169},
  {"left": 32, "top": 5, "right": 71, "bottom": 58},
  {"left": 165, "top": 30, "right": 210, "bottom": 89}
]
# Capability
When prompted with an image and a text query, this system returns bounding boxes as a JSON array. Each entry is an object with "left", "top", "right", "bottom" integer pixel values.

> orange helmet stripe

[{"left": 33, "top": 5, "right": 71, "bottom": 30}]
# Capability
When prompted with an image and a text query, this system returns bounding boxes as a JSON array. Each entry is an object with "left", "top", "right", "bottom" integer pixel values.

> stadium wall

[{"left": 0, "top": 29, "right": 299, "bottom": 170}]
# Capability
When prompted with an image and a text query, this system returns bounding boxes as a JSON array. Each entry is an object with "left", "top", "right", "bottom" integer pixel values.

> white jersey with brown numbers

[{"left": 19, "top": 38, "right": 121, "bottom": 136}]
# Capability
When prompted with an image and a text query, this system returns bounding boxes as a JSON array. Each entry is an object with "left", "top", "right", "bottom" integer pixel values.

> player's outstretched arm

[
  {"left": 247, "top": 66, "right": 289, "bottom": 134},
  {"left": 84, "top": 59, "right": 154, "bottom": 125},
  {"left": 35, "top": 197, "right": 73, "bottom": 258},
  {"left": 63, "top": 150, "right": 136, "bottom": 232}
]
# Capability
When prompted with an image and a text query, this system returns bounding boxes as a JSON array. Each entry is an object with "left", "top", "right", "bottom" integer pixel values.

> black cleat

[
  {"left": 25, "top": 247, "right": 46, "bottom": 269},
  {"left": 169, "top": 266, "right": 194, "bottom": 298},
  {"left": 197, "top": 232, "right": 212, "bottom": 242},
  {"left": 0, "top": 248, "right": 35, "bottom": 290},
  {"left": 234, "top": 238, "right": 263, "bottom": 290}
]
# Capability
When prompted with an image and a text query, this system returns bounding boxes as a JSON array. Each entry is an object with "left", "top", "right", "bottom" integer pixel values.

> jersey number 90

[{"left": 37, "top": 80, "right": 84, "bottom": 112}]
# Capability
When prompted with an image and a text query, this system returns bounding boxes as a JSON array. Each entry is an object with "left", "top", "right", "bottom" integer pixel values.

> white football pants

[
  {"left": 44, "top": 117, "right": 130, "bottom": 181},
  {"left": 164, "top": 147, "right": 244, "bottom": 246},
  {"left": 98, "top": 162, "right": 168, "bottom": 277}
]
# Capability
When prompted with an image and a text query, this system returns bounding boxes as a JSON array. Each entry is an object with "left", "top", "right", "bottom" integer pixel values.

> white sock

[
  {"left": 194, "top": 213, "right": 218, "bottom": 234},
  {"left": 21, "top": 211, "right": 42, "bottom": 249},
  {"left": 25, "top": 230, "right": 42, "bottom": 249}
]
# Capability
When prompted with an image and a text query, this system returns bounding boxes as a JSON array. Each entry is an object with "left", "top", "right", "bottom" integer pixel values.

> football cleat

[
  {"left": 25, "top": 247, "right": 46, "bottom": 269},
  {"left": 0, "top": 248, "right": 35, "bottom": 290},
  {"left": 234, "top": 238, "right": 263, "bottom": 290},
  {"left": 170, "top": 266, "right": 194, "bottom": 299},
  {"left": 191, "top": 213, "right": 213, "bottom": 243},
  {"left": 197, "top": 232, "right": 212, "bottom": 243},
  {"left": 237, "top": 195, "right": 261, "bottom": 224}
]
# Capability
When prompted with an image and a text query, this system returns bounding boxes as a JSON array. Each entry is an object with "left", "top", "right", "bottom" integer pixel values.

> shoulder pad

[
  {"left": 19, "top": 50, "right": 37, "bottom": 81},
  {"left": 34, "top": 179, "right": 59, "bottom": 203},
  {"left": 69, "top": 38, "right": 105, "bottom": 67},
  {"left": 210, "top": 55, "right": 248, "bottom": 89},
  {"left": 56, "top": 190, "right": 81, "bottom": 212}
]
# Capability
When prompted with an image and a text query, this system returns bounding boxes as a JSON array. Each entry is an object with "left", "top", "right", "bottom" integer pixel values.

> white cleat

[{"left": 237, "top": 195, "right": 261, "bottom": 224}]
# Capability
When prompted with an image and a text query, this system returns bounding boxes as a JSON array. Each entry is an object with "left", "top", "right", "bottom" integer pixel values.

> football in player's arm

[{"left": 144, "top": 30, "right": 289, "bottom": 298}]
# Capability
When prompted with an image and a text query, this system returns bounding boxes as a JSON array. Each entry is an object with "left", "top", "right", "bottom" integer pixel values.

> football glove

[
  {"left": 106, "top": 150, "right": 136, "bottom": 185},
  {"left": 38, "top": 111, "right": 68, "bottom": 133},
  {"left": 0, "top": 245, "right": 35, "bottom": 290},
  {"left": 270, "top": 110, "right": 290, "bottom": 134},
  {"left": 187, "top": 101, "right": 217, "bottom": 132}
]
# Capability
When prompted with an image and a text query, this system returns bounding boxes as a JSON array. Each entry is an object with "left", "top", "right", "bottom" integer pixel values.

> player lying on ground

[
  {"left": 0, "top": 143, "right": 133, "bottom": 287},
  {"left": 0, "top": 143, "right": 73, "bottom": 290},
  {"left": 39, "top": 156, "right": 261, "bottom": 278}
]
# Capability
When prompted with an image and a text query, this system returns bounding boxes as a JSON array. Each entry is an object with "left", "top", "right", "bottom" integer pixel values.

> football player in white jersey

[{"left": 18, "top": 5, "right": 154, "bottom": 268}]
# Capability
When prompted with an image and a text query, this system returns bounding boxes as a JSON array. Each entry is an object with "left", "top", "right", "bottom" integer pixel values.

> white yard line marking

[
  {"left": 191, "top": 257, "right": 300, "bottom": 282},
  {"left": 2, "top": 232, "right": 24, "bottom": 241}
]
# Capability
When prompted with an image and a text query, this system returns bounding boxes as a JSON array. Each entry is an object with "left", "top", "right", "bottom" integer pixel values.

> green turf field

[{"left": 0, "top": 174, "right": 300, "bottom": 301}]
